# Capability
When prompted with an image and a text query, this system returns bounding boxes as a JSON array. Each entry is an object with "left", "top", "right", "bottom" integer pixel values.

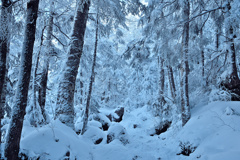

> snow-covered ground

[{"left": 19, "top": 101, "right": 240, "bottom": 160}]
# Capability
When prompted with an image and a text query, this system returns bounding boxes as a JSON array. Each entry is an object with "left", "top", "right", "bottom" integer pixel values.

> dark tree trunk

[
  {"left": 168, "top": 66, "right": 176, "bottom": 100},
  {"left": 158, "top": 55, "right": 165, "bottom": 115},
  {"left": 216, "top": 28, "right": 220, "bottom": 52},
  {"left": 80, "top": 71, "right": 83, "bottom": 105},
  {"left": 55, "top": 0, "right": 90, "bottom": 128},
  {"left": 0, "top": 0, "right": 12, "bottom": 158},
  {"left": 221, "top": 26, "right": 240, "bottom": 100},
  {"left": 0, "top": 0, "right": 11, "bottom": 101},
  {"left": 221, "top": 1, "right": 240, "bottom": 100},
  {"left": 4, "top": 0, "right": 40, "bottom": 159},
  {"left": 81, "top": 10, "right": 99, "bottom": 135},
  {"left": 181, "top": 0, "right": 190, "bottom": 126},
  {"left": 200, "top": 25, "right": 205, "bottom": 84}
]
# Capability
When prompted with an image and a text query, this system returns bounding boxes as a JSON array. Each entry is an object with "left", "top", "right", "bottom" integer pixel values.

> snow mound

[
  {"left": 172, "top": 101, "right": 240, "bottom": 160},
  {"left": 21, "top": 120, "right": 91, "bottom": 160},
  {"left": 19, "top": 102, "right": 240, "bottom": 160}
]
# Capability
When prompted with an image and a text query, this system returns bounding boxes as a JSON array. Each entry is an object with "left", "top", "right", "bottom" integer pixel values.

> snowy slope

[{"left": 20, "top": 102, "right": 240, "bottom": 160}]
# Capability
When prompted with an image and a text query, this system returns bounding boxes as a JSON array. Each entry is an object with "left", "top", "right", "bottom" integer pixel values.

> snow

[
  {"left": 21, "top": 120, "right": 91, "bottom": 159},
  {"left": 19, "top": 102, "right": 240, "bottom": 159}
]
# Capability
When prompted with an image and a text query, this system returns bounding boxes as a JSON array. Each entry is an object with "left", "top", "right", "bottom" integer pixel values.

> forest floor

[{"left": 9, "top": 101, "right": 240, "bottom": 159}]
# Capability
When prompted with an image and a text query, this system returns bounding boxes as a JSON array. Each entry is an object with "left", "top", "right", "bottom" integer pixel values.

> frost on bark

[
  {"left": 0, "top": 0, "right": 11, "bottom": 100},
  {"left": 81, "top": 9, "right": 99, "bottom": 135},
  {"left": 55, "top": 0, "right": 90, "bottom": 128},
  {"left": 181, "top": 0, "right": 190, "bottom": 126},
  {"left": 0, "top": 0, "right": 12, "bottom": 157},
  {"left": 4, "top": 0, "right": 40, "bottom": 159}
]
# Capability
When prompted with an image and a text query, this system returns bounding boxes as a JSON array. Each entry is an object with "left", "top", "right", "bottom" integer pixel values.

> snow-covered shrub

[
  {"left": 150, "top": 121, "right": 172, "bottom": 136},
  {"left": 209, "top": 88, "right": 231, "bottom": 102},
  {"left": 177, "top": 141, "right": 197, "bottom": 156}
]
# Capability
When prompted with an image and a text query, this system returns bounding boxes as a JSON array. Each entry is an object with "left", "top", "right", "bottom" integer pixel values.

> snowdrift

[{"left": 20, "top": 102, "right": 240, "bottom": 160}]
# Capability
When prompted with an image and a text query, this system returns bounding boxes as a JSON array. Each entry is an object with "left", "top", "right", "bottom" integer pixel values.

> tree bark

[
  {"left": 168, "top": 66, "right": 176, "bottom": 100},
  {"left": 30, "top": 25, "right": 45, "bottom": 126},
  {"left": 81, "top": 9, "right": 99, "bottom": 135},
  {"left": 0, "top": 0, "right": 11, "bottom": 102},
  {"left": 0, "top": 1, "right": 12, "bottom": 154},
  {"left": 200, "top": 22, "right": 205, "bottom": 85},
  {"left": 55, "top": 0, "right": 90, "bottom": 128},
  {"left": 181, "top": 0, "right": 190, "bottom": 126},
  {"left": 38, "top": 1, "right": 54, "bottom": 123},
  {"left": 80, "top": 71, "right": 83, "bottom": 105},
  {"left": 222, "top": 25, "right": 240, "bottom": 100},
  {"left": 221, "top": 1, "right": 240, "bottom": 100},
  {"left": 4, "top": 0, "right": 40, "bottom": 159},
  {"left": 158, "top": 55, "right": 165, "bottom": 116}
]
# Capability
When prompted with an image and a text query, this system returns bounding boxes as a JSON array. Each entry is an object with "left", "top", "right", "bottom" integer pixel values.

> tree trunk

[
  {"left": 158, "top": 55, "right": 165, "bottom": 116},
  {"left": 200, "top": 22, "right": 205, "bottom": 86},
  {"left": 4, "top": 0, "right": 40, "bottom": 159},
  {"left": 221, "top": 1, "right": 240, "bottom": 100},
  {"left": 229, "top": 26, "right": 238, "bottom": 78},
  {"left": 55, "top": 0, "right": 90, "bottom": 128},
  {"left": 168, "top": 66, "right": 176, "bottom": 100},
  {"left": 30, "top": 24, "right": 45, "bottom": 126},
  {"left": 0, "top": 1, "right": 12, "bottom": 154},
  {"left": 38, "top": 1, "right": 54, "bottom": 123},
  {"left": 0, "top": 0, "right": 11, "bottom": 101},
  {"left": 181, "top": 0, "right": 190, "bottom": 126},
  {"left": 81, "top": 10, "right": 99, "bottom": 135},
  {"left": 222, "top": 25, "right": 240, "bottom": 100},
  {"left": 80, "top": 71, "right": 83, "bottom": 105}
]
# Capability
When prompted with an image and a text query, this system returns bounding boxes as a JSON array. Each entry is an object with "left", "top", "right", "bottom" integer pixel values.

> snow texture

[{"left": 18, "top": 101, "right": 240, "bottom": 160}]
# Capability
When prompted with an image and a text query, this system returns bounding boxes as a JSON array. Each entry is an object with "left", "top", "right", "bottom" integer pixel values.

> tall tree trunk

[
  {"left": 0, "top": 0, "right": 12, "bottom": 158},
  {"left": 221, "top": 1, "right": 240, "bottom": 100},
  {"left": 229, "top": 26, "right": 238, "bottom": 78},
  {"left": 81, "top": 10, "right": 99, "bottom": 135},
  {"left": 30, "top": 25, "right": 45, "bottom": 126},
  {"left": 0, "top": 0, "right": 11, "bottom": 101},
  {"left": 168, "top": 66, "right": 176, "bottom": 100},
  {"left": 223, "top": 25, "right": 240, "bottom": 100},
  {"left": 200, "top": 21, "right": 205, "bottom": 86},
  {"left": 4, "top": 0, "right": 40, "bottom": 159},
  {"left": 38, "top": 1, "right": 54, "bottom": 123},
  {"left": 55, "top": 0, "right": 90, "bottom": 128},
  {"left": 158, "top": 55, "right": 165, "bottom": 116},
  {"left": 181, "top": 0, "right": 190, "bottom": 126}
]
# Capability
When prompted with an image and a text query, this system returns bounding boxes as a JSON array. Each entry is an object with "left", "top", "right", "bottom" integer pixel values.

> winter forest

[{"left": 0, "top": 0, "right": 240, "bottom": 159}]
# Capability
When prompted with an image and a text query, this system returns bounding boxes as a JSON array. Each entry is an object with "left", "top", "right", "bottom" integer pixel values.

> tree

[
  {"left": 55, "top": 0, "right": 91, "bottom": 128},
  {"left": 38, "top": 0, "right": 55, "bottom": 123},
  {"left": 181, "top": 0, "right": 191, "bottom": 126},
  {"left": 81, "top": 7, "right": 99, "bottom": 135},
  {"left": 0, "top": 0, "right": 12, "bottom": 99},
  {"left": 0, "top": 0, "right": 12, "bottom": 157},
  {"left": 221, "top": 0, "right": 240, "bottom": 100},
  {"left": 4, "top": 0, "right": 40, "bottom": 159}
]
